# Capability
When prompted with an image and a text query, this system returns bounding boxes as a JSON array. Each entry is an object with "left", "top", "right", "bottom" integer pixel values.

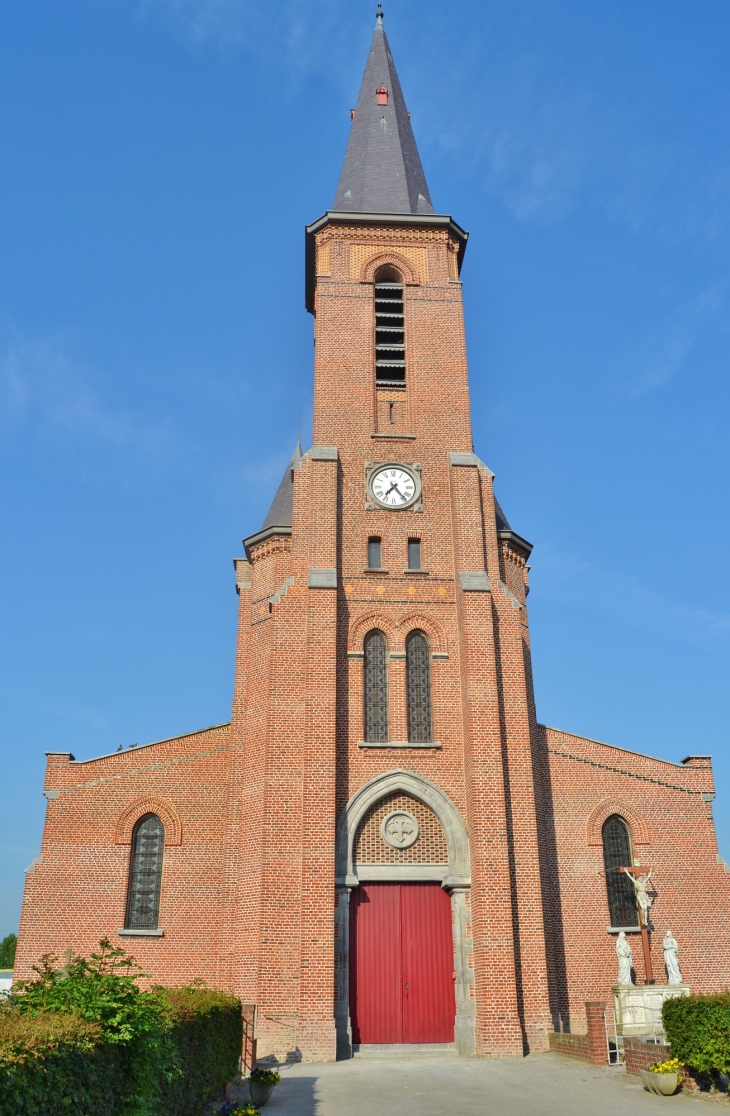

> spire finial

[{"left": 376, "top": 3, "right": 384, "bottom": 24}]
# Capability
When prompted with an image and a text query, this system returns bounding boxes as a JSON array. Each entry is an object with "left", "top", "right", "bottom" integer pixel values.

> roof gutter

[
  {"left": 305, "top": 211, "right": 469, "bottom": 314},
  {"left": 242, "top": 524, "right": 292, "bottom": 561}
]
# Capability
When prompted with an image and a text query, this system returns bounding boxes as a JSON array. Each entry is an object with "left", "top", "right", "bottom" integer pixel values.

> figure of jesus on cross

[{"left": 620, "top": 866, "right": 655, "bottom": 983}]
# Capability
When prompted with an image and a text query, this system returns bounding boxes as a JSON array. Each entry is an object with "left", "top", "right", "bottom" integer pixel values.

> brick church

[{"left": 16, "top": 9, "right": 730, "bottom": 1062}]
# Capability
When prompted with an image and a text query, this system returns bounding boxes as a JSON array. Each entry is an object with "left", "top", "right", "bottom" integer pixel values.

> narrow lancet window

[
  {"left": 406, "top": 630, "right": 432, "bottom": 743},
  {"left": 602, "top": 815, "right": 638, "bottom": 928},
  {"left": 374, "top": 266, "right": 405, "bottom": 385},
  {"left": 407, "top": 539, "right": 421, "bottom": 570},
  {"left": 364, "top": 630, "right": 389, "bottom": 742},
  {"left": 125, "top": 813, "right": 165, "bottom": 930}
]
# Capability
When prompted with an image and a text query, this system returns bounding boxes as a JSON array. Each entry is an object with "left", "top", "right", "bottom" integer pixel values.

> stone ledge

[{"left": 308, "top": 568, "right": 337, "bottom": 588}]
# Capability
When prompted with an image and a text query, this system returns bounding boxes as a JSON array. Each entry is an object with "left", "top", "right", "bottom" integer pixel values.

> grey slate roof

[
  {"left": 493, "top": 497, "right": 511, "bottom": 533},
  {"left": 261, "top": 442, "right": 302, "bottom": 531},
  {"left": 333, "top": 8, "right": 435, "bottom": 215}
]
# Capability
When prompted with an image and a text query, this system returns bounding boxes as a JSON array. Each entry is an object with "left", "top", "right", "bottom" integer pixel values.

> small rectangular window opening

[
  {"left": 408, "top": 539, "right": 421, "bottom": 570},
  {"left": 368, "top": 538, "right": 382, "bottom": 569}
]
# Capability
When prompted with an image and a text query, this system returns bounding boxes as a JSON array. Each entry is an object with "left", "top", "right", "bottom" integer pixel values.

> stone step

[{"left": 352, "top": 1043, "right": 459, "bottom": 1058}]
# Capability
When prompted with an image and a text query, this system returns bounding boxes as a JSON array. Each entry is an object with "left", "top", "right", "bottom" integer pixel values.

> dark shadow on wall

[
  {"left": 492, "top": 602, "right": 529, "bottom": 1056},
  {"left": 530, "top": 719, "right": 571, "bottom": 1034}
]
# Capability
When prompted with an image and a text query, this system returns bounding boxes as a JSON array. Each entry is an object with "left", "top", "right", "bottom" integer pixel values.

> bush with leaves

[
  {"left": 0, "top": 1009, "right": 129, "bottom": 1116},
  {"left": 159, "top": 985, "right": 243, "bottom": 1116},
  {"left": 0, "top": 939, "right": 242, "bottom": 1116},
  {"left": 663, "top": 993, "right": 730, "bottom": 1076},
  {"left": 0, "top": 933, "right": 16, "bottom": 970},
  {"left": 5, "top": 938, "right": 175, "bottom": 1115}
]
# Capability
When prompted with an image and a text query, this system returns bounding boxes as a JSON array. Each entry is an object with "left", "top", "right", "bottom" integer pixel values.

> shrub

[
  {"left": 0, "top": 934, "right": 16, "bottom": 970},
  {"left": 663, "top": 993, "right": 730, "bottom": 1074},
  {"left": 158, "top": 986, "right": 243, "bottom": 1116},
  {"left": 0, "top": 941, "right": 243, "bottom": 1116},
  {"left": 8, "top": 938, "right": 176, "bottom": 1115},
  {"left": 0, "top": 1009, "right": 129, "bottom": 1116}
]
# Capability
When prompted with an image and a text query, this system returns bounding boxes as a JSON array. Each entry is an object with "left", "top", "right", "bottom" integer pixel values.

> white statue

[
  {"left": 629, "top": 869, "right": 653, "bottom": 926},
  {"left": 616, "top": 931, "right": 634, "bottom": 985},
  {"left": 663, "top": 930, "right": 683, "bottom": 985}
]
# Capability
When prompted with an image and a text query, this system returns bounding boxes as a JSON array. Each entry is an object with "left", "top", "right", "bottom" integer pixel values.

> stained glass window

[
  {"left": 406, "top": 630, "right": 432, "bottom": 743},
  {"left": 364, "top": 630, "right": 389, "bottom": 742},
  {"left": 125, "top": 814, "right": 164, "bottom": 930},
  {"left": 602, "top": 815, "right": 638, "bottom": 928}
]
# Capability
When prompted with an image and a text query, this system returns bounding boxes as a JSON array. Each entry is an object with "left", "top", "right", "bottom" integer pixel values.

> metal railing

[{"left": 604, "top": 1006, "right": 667, "bottom": 1065}]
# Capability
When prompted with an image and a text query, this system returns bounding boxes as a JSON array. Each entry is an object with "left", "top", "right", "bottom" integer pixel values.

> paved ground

[{"left": 253, "top": 1053, "right": 705, "bottom": 1115}]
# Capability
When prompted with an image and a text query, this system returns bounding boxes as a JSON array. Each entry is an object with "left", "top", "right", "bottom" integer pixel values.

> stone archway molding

[{"left": 336, "top": 769, "right": 470, "bottom": 889}]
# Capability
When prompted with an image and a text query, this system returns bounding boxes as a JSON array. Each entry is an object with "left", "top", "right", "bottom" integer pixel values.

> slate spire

[
  {"left": 260, "top": 441, "right": 302, "bottom": 532},
  {"left": 333, "top": 6, "right": 435, "bottom": 215}
]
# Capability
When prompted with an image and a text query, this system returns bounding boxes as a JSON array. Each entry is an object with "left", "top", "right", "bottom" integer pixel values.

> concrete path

[{"left": 259, "top": 1053, "right": 703, "bottom": 1115}]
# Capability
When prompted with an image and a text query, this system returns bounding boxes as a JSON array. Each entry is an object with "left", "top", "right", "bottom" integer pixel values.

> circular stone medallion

[{"left": 381, "top": 810, "right": 419, "bottom": 849}]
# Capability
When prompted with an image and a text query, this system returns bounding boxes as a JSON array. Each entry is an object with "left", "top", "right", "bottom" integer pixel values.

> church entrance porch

[{"left": 349, "top": 883, "right": 455, "bottom": 1045}]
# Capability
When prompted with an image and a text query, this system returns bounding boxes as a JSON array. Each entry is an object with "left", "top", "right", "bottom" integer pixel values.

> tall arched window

[
  {"left": 364, "top": 630, "right": 389, "bottom": 742},
  {"left": 602, "top": 814, "right": 638, "bottom": 928},
  {"left": 125, "top": 813, "right": 165, "bottom": 930},
  {"left": 374, "top": 265, "right": 406, "bottom": 386},
  {"left": 406, "top": 630, "right": 432, "bottom": 743}
]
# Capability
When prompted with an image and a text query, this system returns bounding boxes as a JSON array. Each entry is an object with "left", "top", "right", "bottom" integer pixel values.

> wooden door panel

[
  {"left": 401, "top": 883, "right": 455, "bottom": 1043},
  {"left": 350, "top": 883, "right": 455, "bottom": 1045},
  {"left": 349, "top": 884, "right": 403, "bottom": 1043}
]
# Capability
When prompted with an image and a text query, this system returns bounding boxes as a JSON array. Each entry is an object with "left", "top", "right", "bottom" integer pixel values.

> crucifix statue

[{"left": 620, "top": 866, "right": 655, "bottom": 984}]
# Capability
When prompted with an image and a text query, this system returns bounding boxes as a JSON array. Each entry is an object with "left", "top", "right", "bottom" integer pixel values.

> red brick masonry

[{"left": 15, "top": 216, "right": 730, "bottom": 1063}]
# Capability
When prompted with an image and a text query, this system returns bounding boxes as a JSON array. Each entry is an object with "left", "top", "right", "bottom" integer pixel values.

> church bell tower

[{"left": 226, "top": 7, "right": 552, "bottom": 1061}]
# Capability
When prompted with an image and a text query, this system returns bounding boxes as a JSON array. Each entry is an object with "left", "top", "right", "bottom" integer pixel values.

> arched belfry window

[
  {"left": 374, "top": 266, "right": 406, "bottom": 385},
  {"left": 125, "top": 813, "right": 165, "bottom": 930},
  {"left": 364, "top": 630, "right": 389, "bottom": 742},
  {"left": 406, "top": 630, "right": 432, "bottom": 743},
  {"left": 602, "top": 814, "right": 638, "bottom": 928}
]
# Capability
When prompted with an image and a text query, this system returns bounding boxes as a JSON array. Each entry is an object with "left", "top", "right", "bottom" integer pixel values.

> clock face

[{"left": 369, "top": 464, "right": 419, "bottom": 509}]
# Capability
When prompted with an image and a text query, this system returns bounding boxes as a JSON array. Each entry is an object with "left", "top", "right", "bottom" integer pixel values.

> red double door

[{"left": 349, "top": 883, "right": 455, "bottom": 1044}]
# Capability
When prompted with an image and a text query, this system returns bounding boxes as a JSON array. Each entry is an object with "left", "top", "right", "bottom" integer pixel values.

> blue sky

[{"left": 1, "top": 0, "right": 729, "bottom": 939}]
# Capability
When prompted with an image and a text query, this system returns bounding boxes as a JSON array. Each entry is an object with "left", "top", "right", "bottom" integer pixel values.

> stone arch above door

[{"left": 336, "top": 769, "right": 470, "bottom": 889}]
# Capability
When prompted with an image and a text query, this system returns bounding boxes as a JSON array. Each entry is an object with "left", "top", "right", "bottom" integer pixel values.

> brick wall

[
  {"left": 533, "top": 725, "right": 730, "bottom": 1035},
  {"left": 15, "top": 213, "right": 730, "bottom": 1067}
]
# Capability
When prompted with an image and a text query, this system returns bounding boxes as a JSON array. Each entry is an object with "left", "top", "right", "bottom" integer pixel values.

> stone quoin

[{"left": 15, "top": 7, "right": 730, "bottom": 1062}]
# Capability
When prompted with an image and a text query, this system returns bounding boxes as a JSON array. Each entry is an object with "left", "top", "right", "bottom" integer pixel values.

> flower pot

[
  {"left": 249, "top": 1081, "right": 275, "bottom": 1107},
  {"left": 640, "top": 1069, "right": 680, "bottom": 1096}
]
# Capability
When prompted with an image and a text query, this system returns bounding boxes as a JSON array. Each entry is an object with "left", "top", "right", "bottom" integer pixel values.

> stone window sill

[
  {"left": 363, "top": 568, "right": 389, "bottom": 574},
  {"left": 358, "top": 741, "right": 441, "bottom": 749},
  {"left": 117, "top": 928, "right": 165, "bottom": 937},
  {"left": 606, "top": 926, "right": 641, "bottom": 934},
  {"left": 403, "top": 568, "right": 429, "bottom": 575}
]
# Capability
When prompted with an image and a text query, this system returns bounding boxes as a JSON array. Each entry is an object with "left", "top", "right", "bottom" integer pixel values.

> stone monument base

[{"left": 613, "top": 983, "right": 690, "bottom": 1037}]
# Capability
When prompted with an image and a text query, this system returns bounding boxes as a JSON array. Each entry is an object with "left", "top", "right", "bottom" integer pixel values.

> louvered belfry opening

[
  {"left": 364, "top": 629, "right": 389, "bottom": 742},
  {"left": 125, "top": 813, "right": 165, "bottom": 930},
  {"left": 601, "top": 814, "right": 639, "bottom": 928},
  {"left": 374, "top": 266, "right": 406, "bottom": 385}
]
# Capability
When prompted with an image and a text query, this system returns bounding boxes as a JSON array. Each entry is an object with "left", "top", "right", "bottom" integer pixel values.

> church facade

[{"left": 16, "top": 12, "right": 730, "bottom": 1063}]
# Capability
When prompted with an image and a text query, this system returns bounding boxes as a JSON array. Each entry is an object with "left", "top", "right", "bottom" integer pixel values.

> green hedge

[
  {"left": 0, "top": 1010, "right": 130, "bottom": 1116},
  {"left": 0, "top": 941, "right": 243, "bottom": 1116},
  {"left": 663, "top": 993, "right": 730, "bottom": 1074},
  {"left": 159, "top": 987, "right": 243, "bottom": 1116}
]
